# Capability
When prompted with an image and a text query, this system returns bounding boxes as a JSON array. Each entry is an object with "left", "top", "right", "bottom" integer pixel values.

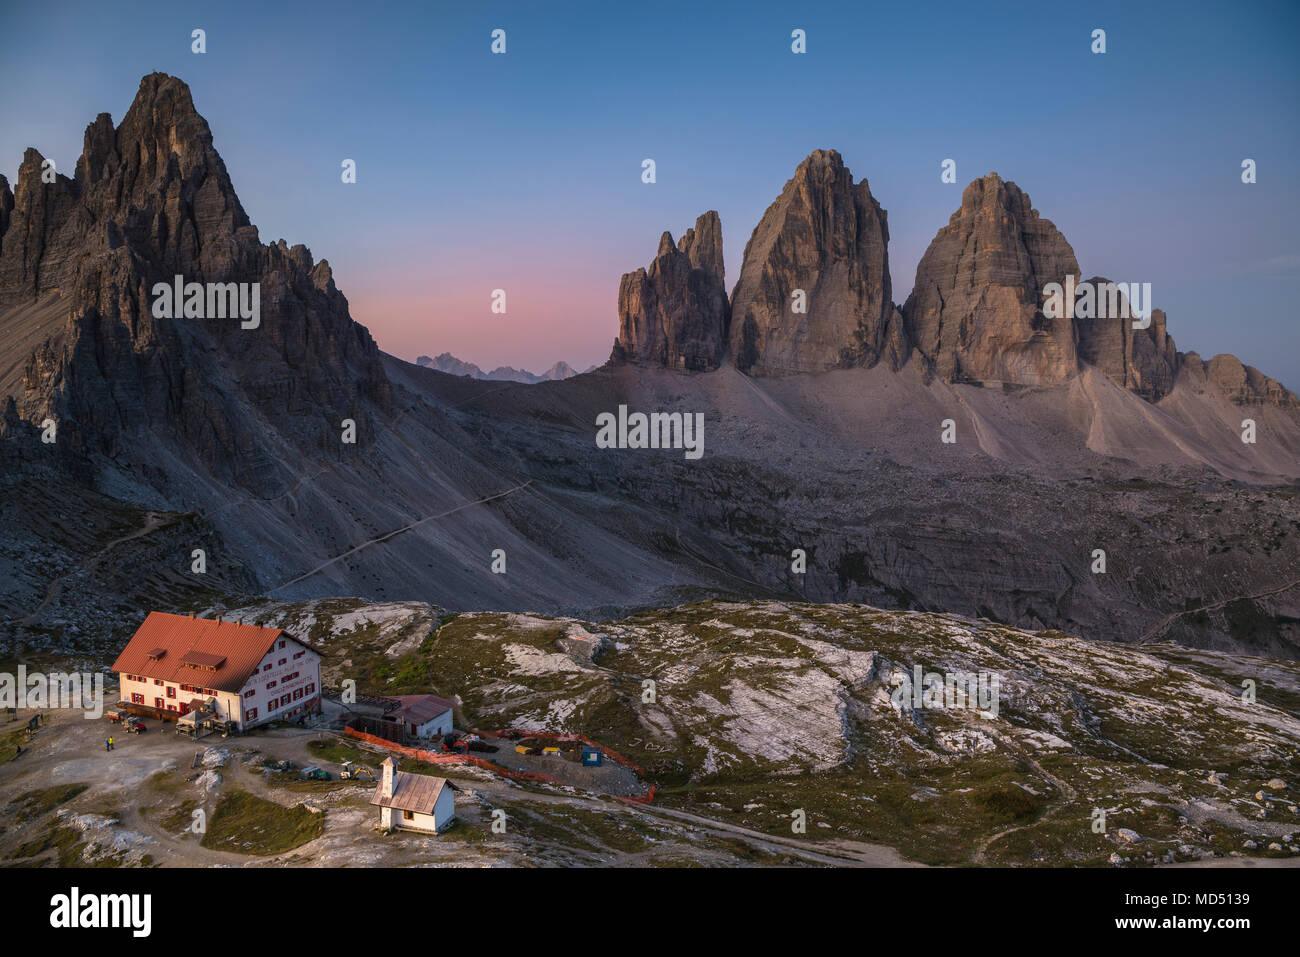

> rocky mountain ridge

[
  {"left": 2, "top": 74, "right": 1298, "bottom": 660},
  {"left": 415, "top": 352, "right": 586, "bottom": 383},
  {"left": 0, "top": 73, "right": 391, "bottom": 500},
  {"left": 612, "top": 153, "right": 1295, "bottom": 409}
]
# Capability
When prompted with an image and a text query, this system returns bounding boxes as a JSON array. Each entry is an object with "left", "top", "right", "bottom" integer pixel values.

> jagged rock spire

[
  {"left": 728, "top": 149, "right": 903, "bottom": 376},
  {"left": 612, "top": 211, "right": 729, "bottom": 372}
]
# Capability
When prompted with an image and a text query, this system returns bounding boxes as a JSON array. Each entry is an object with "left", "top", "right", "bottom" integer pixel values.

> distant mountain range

[
  {"left": 414, "top": 352, "right": 594, "bottom": 384},
  {"left": 2, "top": 74, "right": 1298, "bottom": 661}
]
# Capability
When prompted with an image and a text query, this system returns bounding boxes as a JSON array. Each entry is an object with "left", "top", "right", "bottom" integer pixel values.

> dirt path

[
  {"left": 635, "top": 802, "right": 920, "bottom": 866},
  {"left": 1137, "top": 577, "right": 1300, "bottom": 644},
  {"left": 972, "top": 738, "right": 1077, "bottom": 865},
  {"left": 268, "top": 479, "right": 533, "bottom": 593},
  {"left": 444, "top": 765, "right": 918, "bottom": 867},
  {"left": 17, "top": 510, "right": 169, "bottom": 630}
]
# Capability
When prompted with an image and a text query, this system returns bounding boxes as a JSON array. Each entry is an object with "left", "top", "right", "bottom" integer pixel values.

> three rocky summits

[
  {"left": 2, "top": 72, "right": 1290, "bottom": 441},
  {"left": 611, "top": 148, "right": 1295, "bottom": 407}
]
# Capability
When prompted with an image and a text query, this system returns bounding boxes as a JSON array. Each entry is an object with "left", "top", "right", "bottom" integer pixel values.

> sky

[{"left": 1, "top": 0, "right": 1298, "bottom": 384}]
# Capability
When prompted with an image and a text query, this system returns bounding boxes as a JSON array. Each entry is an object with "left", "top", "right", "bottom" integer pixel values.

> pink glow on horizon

[{"left": 338, "top": 257, "right": 620, "bottom": 374}]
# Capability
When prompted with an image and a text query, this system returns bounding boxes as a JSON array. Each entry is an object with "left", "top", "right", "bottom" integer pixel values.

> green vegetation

[
  {"left": 973, "top": 784, "right": 1043, "bottom": 821},
  {"left": 145, "top": 769, "right": 186, "bottom": 795},
  {"left": 5, "top": 783, "right": 88, "bottom": 823},
  {"left": 199, "top": 789, "right": 323, "bottom": 856},
  {"left": 371, "top": 652, "right": 436, "bottom": 696},
  {"left": 0, "top": 727, "right": 32, "bottom": 765},
  {"left": 306, "top": 737, "right": 377, "bottom": 767},
  {"left": 227, "top": 596, "right": 1300, "bottom": 867},
  {"left": 160, "top": 798, "right": 199, "bottom": 834},
  {"left": 13, "top": 825, "right": 92, "bottom": 866}
]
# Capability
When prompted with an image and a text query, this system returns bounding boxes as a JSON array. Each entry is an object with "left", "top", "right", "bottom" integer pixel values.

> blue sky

[{"left": 1, "top": 0, "right": 1297, "bottom": 384}]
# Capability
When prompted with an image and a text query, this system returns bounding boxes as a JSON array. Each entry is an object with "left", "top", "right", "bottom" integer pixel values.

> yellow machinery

[{"left": 339, "top": 760, "right": 375, "bottom": 781}]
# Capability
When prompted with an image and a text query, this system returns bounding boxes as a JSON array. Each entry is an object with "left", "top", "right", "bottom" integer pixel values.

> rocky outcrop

[
  {"left": 612, "top": 211, "right": 729, "bottom": 371},
  {"left": 1180, "top": 352, "right": 1299, "bottom": 407},
  {"left": 904, "top": 177, "right": 1295, "bottom": 406},
  {"left": 729, "top": 150, "right": 903, "bottom": 375},
  {"left": 1129, "top": 308, "right": 1180, "bottom": 401},
  {"left": 0, "top": 150, "right": 81, "bottom": 303},
  {"left": 0, "top": 73, "right": 392, "bottom": 492},
  {"left": 676, "top": 210, "right": 725, "bottom": 283},
  {"left": 1072, "top": 278, "right": 1180, "bottom": 401},
  {"left": 903, "top": 173, "right": 1080, "bottom": 385},
  {"left": 0, "top": 175, "right": 13, "bottom": 257}
]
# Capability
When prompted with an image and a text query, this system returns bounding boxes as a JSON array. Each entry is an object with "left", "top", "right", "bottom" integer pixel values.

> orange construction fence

[
  {"left": 343, "top": 727, "right": 566, "bottom": 787},
  {"left": 469, "top": 728, "right": 647, "bottom": 776},
  {"left": 344, "top": 726, "right": 655, "bottom": 803}
]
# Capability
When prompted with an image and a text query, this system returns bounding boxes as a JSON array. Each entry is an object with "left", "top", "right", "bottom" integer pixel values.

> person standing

[{"left": 108, "top": 736, "right": 114, "bottom": 751}]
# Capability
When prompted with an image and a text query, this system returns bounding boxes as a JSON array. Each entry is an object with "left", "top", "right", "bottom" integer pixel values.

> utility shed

[
  {"left": 371, "top": 756, "right": 454, "bottom": 834},
  {"left": 382, "top": 694, "right": 455, "bottom": 740}
]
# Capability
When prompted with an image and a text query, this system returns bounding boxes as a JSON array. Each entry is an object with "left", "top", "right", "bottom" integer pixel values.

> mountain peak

[
  {"left": 0, "top": 72, "right": 390, "bottom": 491},
  {"left": 903, "top": 172, "right": 1080, "bottom": 385},
  {"left": 798, "top": 148, "right": 845, "bottom": 170},
  {"left": 729, "top": 149, "right": 901, "bottom": 375},
  {"left": 415, "top": 352, "right": 583, "bottom": 383},
  {"left": 612, "top": 212, "right": 729, "bottom": 371},
  {"left": 677, "top": 210, "right": 724, "bottom": 285}
]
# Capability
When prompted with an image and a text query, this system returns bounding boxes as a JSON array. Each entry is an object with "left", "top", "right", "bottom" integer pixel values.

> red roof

[
  {"left": 388, "top": 694, "right": 455, "bottom": 727},
  {"left": 111, "top": 612, "right": 315, "bottom": 694}
]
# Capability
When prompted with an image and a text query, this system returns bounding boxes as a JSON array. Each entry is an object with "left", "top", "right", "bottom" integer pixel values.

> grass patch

[
  {"left": 145, "top": 769, "right": 186, "bottom": 795},
  {"left": 8, "top": 825, "right": 124, "bottom": 867},
  {"left": 160, "top": 799, "right": 199, "bottom": 834},
  {"left": 6, "top": 783, "right": 89, "bottom": 823},
  {"left": 0, "top": 727, "right": 33, "bottom": 765},
  {"left": 12, "top": 825, "right": 87, "bottom": 865},
  {"left": 306, "top": 737, "right": 377, "bottom": 768},
  {"left": 973, "top": 784, "right": 1043, "bottom": 822},
  {"left": 199, "top": 789, "right": 324, "bottom": 856}
]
